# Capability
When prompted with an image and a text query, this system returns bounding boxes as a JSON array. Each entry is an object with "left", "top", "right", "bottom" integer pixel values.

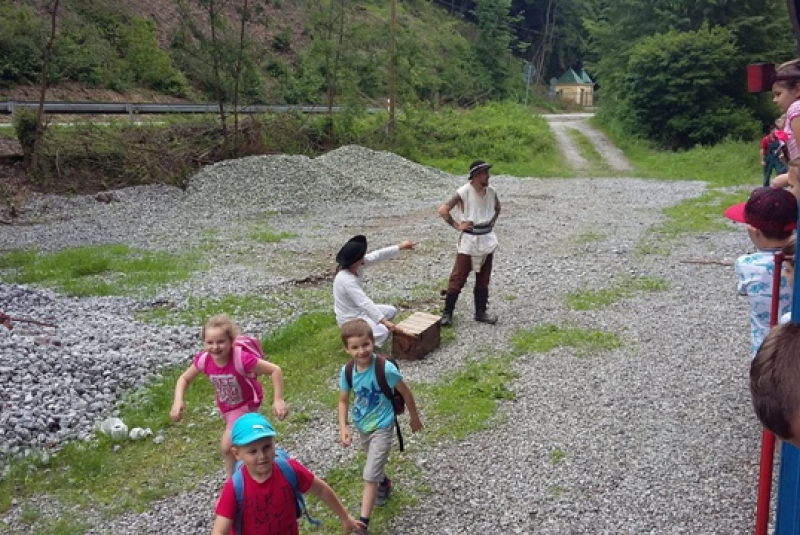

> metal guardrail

[
  {"left": 0, "top": 101, "right": 383, "bottom": 122},
  {"left": 0, "top": 101, "right": 355, "bottom": 114}
]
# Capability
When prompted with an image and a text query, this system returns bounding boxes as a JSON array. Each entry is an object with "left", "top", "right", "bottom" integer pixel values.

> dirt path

[{"left": 543, "top": 113, "right": 633, "bottom": 173}]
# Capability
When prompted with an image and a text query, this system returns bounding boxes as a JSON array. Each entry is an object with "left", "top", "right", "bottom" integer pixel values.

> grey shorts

[{"left": 359, "top": 426, "right": 393, "bottom": 482}]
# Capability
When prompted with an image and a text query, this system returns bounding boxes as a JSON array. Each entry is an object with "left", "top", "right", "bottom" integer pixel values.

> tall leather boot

[
  {"left": 474, "top": 288, "right": 498, "bottom": 324},
  {"left": 441, "top": 292, "right": 459, "bottom": 327}
]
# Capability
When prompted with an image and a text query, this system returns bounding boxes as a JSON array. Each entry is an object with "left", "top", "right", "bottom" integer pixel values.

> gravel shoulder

[{"left": 0, "top": 146, "right": 763, "bottom": 533}]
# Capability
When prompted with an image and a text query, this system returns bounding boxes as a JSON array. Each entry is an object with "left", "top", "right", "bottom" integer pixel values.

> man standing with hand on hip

[{"left": 437, "top": 160, "right": 501, "bottom": 326}]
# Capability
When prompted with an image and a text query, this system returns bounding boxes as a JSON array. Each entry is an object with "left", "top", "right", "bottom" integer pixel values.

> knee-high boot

[
  {"left": 474, "top": 288, "right": 498, "bottom": 324},
  {"left": 441, "top": 292, "right": 459, "bottom": 327}
]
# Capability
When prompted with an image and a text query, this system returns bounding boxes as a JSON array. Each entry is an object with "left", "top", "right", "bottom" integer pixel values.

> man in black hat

[
  {"left": 437, "top": 160, "right": 501, "bottom": 326},
  {"left": 333, "top": 235, "right": 417, "bottom": 346}
]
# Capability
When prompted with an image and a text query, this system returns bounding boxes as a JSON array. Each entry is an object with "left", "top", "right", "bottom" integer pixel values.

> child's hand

[
  {"left": 410, "top": 415, "right": 424, "bottom": 433},
  {"left": 342, "top": 516, "right": 367, "bottom": 534},
  {"left": 340, "top": 428, "right": 352, "bottom": 447},
  {"left": 399, "top": 240, "right": 417, "bottom": 250},
  {"left": 272, "top": 399, "right": 289, "bottom": 421},
  {"left": 169, "top": 402, "right": 185, "bottom": 422}
]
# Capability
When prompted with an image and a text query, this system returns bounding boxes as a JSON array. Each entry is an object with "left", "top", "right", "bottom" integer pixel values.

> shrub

[
  {"left": 12, "top": 108, "right": 37, "bottom": 159},
  {"left": 119, "top": 18, "right": 188, "bottom": 97},
  {"left": 620, "top": 25, "right": 759, "bottom": 149}
]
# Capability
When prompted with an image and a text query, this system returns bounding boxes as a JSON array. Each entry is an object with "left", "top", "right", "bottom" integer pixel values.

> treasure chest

[{"left": 392, "top": 312, "right": 441, "bottom": 361}]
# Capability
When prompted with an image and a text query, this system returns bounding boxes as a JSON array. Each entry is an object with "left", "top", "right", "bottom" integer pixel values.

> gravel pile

[{"left": 0, "top": 145, "right": 767, "bottom": 534}]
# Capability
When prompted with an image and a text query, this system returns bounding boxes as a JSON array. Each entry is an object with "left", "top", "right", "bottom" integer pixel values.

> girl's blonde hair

[
  {"left": 777, "top": 114, "right": 788, "bottom": 129},
  {"left": 774, "top": 59, "right": 800, "bottom": 88},
  {"left": 202, "top": 314, "right": 240, "bottom": 341}
]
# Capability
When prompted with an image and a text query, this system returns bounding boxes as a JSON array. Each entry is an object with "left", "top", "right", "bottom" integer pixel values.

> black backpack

[{"left": 345, "top": 354, "right": 406, "bottom": 451}]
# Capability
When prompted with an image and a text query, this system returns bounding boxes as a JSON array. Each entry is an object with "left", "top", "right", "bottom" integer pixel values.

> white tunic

[
  {"left": 333, "top": 245, "right": 400, "bottom": 325},
  {"left": 455, "top": 182, "right": 498, "bottom": 256}
]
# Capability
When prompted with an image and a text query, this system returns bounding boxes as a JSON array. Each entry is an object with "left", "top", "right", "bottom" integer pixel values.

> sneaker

[{"left": 375, "top": 477, "right": 392, "bottom": 506}]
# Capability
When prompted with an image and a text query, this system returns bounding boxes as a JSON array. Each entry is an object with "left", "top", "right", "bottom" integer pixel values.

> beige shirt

[{"left": 455, "top": 182, "right": 498, "bottom": 256}]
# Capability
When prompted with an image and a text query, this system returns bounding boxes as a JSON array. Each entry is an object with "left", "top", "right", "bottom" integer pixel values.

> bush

[
  {"left": 0, "top": 4, "right": 47, "bottom": 86},
  {"left": 119, "top": 18, "right": 188, "bottom": 97},
  {"left": 620, "top": 25, "right": 759, "bottom": 149},
  {"left": 12, "top": 107, "right": 37, "bottom": 159}
]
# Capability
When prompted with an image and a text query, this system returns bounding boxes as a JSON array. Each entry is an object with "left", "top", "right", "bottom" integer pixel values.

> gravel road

[{"left": 0, "top": 144, "right": 766, "bottom": 534}]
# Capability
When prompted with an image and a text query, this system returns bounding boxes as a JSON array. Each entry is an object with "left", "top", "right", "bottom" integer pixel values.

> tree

[
  {"left": 622, "top": 26, "right": 759, "bottom": 148},
  {"left": 471, "top": 0, "right": 518, "bottom": 99},
  {"left": 30, "top": 0, "right": 60, "bottom": 174}
]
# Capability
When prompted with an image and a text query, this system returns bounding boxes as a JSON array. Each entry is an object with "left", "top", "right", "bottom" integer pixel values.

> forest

[{"left": 1, "top": 0, "right": 798, "bottom": 152}]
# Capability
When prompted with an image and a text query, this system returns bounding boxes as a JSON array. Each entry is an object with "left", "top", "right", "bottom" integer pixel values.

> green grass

[
  {"left": 574, "top": 231, "right": 606, "bottom": 244},
  {"left": 247, "top": 229, "right": 295, "bottom": 243},
  {"left": 0, "top": 244, "right": 203, "bottom": 297},
  {"left": 551, "top": 448, "right": 566, "bottom": 466},
  {"left": 136, "top": 290, "right": 330, "bottom": 326},
  {"left": 590, "top": 116, "right": 760, "bottom": 186},
  {"left": 420, "top": 354, "right": 517, "bottom": 442},
  {"left": 566, "top": 128, "right": 613, "bottom": 175},
  {"left": 393, "top": 102, "right": 570, "bottom": 178},
  {"left": 566, "top": 276, "right": 669, "bottom": 310},
  {"left": 512, "top": 324, "right": 623, "bottom": 357}
]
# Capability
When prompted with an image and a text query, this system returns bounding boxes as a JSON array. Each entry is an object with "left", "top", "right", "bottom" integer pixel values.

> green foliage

[
  {"left": 423, "top": 355, "right": 517, "bottom": 441},
  {"left": 0, "top": 244, "right": 203, "bottom": 297},
  {"left": 566, "top": 276, "right": 669, "bottom": 310},
  {"left": 590, "top": 115, "right": 762, "bottom": 186},
  {"left": 387, "top": 102, "right": 568, "bottom": 177},
  {"left": 0, "top": 3, "right": 47, "bottom": 86},
  {"left": 471, "top": 0, "right": 519, "bottom": 99},
  {"left": 119, "top": 18, "right": 188, "bottom": 96},
  {"left": 586, "top": 0, "right": 795, "bottom": 148},
  {"left": 512, "top": 324, "right": 623, "bottom": 356},
  {"left": 620, "top": 26, "right": 758, "bottom": 149},
  {"left": 12, "top": 107, "right": 37, "bottom": 158}
]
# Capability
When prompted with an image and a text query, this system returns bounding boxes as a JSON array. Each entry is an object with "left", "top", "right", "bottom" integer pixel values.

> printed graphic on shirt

[
  {"left": 209, "top": 374, "right": 243, "bottom": 406},
  {"left": 736, "top": 251, "right": 792, "bottom": 356},
  {"left": 352, "top": 383, "right": 386, "bottom": 432},
  {"left": 243, "top": 484, "right": 297, "bottom": 534}
]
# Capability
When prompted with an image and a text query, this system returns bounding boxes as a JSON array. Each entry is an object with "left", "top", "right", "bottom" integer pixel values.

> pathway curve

[{"left": 543, "top": 113, "right": 633, "bottom": 173}]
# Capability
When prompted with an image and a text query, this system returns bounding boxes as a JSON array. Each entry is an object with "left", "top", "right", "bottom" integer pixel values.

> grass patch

[
  {"left": 420, "top": 354, "right": 517, "bottom": 442},
  {"left": 136, "top": 290, "right": 330, "bottom": 326},
  {"left": 551, "top": 448, "right": 566, "bottom": 466},
  {"left": 247, "top": 229, "right": 295, "bottom": 243},
  {"left": 394, "top": 102, "right": 569, "bottom": 178},
  {"left": 0, "top": 244, "right": 202, "bottom": 297},
  {"left": 574, "top": 231, "right": 606, "bottom": 244},
  {"left": 566, "top": 276, "right": 669, "bottom": 310},
  {"left": 590, "top": 115, "right": 760, "bottom": 186},
  {"left": 566, "top": 128, "right": 612, "bottom": 174},
  {"left": 652, "top": 188, "right": 749, "bottom": 238},
  {"left": 512, "top": 324, "right": 623, "bottom": 356}
]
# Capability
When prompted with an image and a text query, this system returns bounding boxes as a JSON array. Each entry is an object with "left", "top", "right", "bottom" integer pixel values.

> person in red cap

[
  {"left": 724, "top": 186, "right": 797, "bottom": 357},
  {"left": 437, "top": 160, "right": 501, "bottom": 326}
]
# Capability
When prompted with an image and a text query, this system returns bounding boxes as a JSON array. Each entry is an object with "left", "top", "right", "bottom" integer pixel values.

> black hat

[
  {"left": 469, "top": 160, "right": 492, "bottom": 177},
  {"left": 336, "top": 235, "right": 368, "bottom": 267}
]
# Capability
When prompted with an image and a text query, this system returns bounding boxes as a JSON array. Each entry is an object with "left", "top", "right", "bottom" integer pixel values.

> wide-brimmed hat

[
  {"left": 231, "top": 413, "right": 276, "bottom": 446},
  {"left": 336, "top": 235, "right": 368, "bottom": 267},
  {"left": 469, "top": 160, "right": 492, "bottom": 177},
  {"left": 724, "top": 187, "right": 798, "bottom": 235}
]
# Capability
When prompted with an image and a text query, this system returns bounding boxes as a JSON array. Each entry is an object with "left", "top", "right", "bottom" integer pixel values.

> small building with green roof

[{"left": 555, "top": 68, "right": 594, "bottom": 106}]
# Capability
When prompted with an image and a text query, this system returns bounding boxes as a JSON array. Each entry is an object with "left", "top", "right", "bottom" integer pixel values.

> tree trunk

[
  {"left": 30, "top": 0, "right": 60, "bottom": 174},
  {"left": 233, "top": 0, "right": 250, "bottom": 155},
  {"left": 206, "top": 0, "right": 229, "bottom": 154}
]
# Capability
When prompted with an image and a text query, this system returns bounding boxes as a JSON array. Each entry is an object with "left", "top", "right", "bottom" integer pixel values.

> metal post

[{"left": 775, "top": 190, "right": 800, "bottom": 533}]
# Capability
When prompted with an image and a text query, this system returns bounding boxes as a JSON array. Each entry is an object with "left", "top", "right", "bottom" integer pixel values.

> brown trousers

[{"left": 446, "top": 253, "right": 494, "bottom": 294}]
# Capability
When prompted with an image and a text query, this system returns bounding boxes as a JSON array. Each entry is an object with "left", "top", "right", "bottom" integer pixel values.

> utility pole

[{"left": 389, "top": 0, "right": 396, "bottom": 140}]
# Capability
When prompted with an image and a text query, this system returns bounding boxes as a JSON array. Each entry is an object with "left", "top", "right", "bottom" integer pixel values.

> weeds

[
  {"left": 512, "top": 324, "right": 623, "bottom": 357},
  {"left": 567, "top": 276, "right": 669, "bottom": 310}
]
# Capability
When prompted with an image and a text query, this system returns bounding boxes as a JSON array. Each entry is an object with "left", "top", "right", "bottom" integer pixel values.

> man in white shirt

[
  {"left": 437, "top": 160, "right": 501, "bottom": 326},
  {"left": 333, "top": 235, "right": 417, "bottom": 346}
]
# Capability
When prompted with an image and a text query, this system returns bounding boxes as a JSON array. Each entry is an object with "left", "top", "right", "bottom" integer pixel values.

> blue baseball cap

[{"left": 231, "top": 413, "right": 276, "bottom": 446}]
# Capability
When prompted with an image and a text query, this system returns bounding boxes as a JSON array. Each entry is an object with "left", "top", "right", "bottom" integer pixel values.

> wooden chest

[{"left": 392, "top": 312, "right": 441, "bottom": 361}]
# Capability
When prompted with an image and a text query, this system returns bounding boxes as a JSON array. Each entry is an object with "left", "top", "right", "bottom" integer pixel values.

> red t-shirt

[
  {"left": 762, "top": 134, "right": 772, "bottom": 152},
  {"left": 215, "top": 458, "right": 315, "bottom": 535}
]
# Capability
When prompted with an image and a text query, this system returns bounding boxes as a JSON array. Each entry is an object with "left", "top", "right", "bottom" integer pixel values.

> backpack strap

[
  {"left": 195, "top": 352, "right": 208, "bottom": 372},
  {"left": 375, "top": 355, "right": 404, "bottom": 452},
  {"left": 274, "top": 449, "right": 321, "bottom": 526},
  {"left": 232, "top": 460, "right": 245, "bottom": 535},
  {"left": 345, "top": 359, "right": 355, "bottom": 390}
]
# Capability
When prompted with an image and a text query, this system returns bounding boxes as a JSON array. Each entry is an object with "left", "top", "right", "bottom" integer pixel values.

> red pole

[{"left": 755, "top": 251, "right": 784, "bottom": 535}]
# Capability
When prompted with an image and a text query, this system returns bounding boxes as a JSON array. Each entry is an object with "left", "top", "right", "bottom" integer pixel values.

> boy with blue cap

[{"left": 212, "top": 413, "right": 366, "bottom": 535}]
